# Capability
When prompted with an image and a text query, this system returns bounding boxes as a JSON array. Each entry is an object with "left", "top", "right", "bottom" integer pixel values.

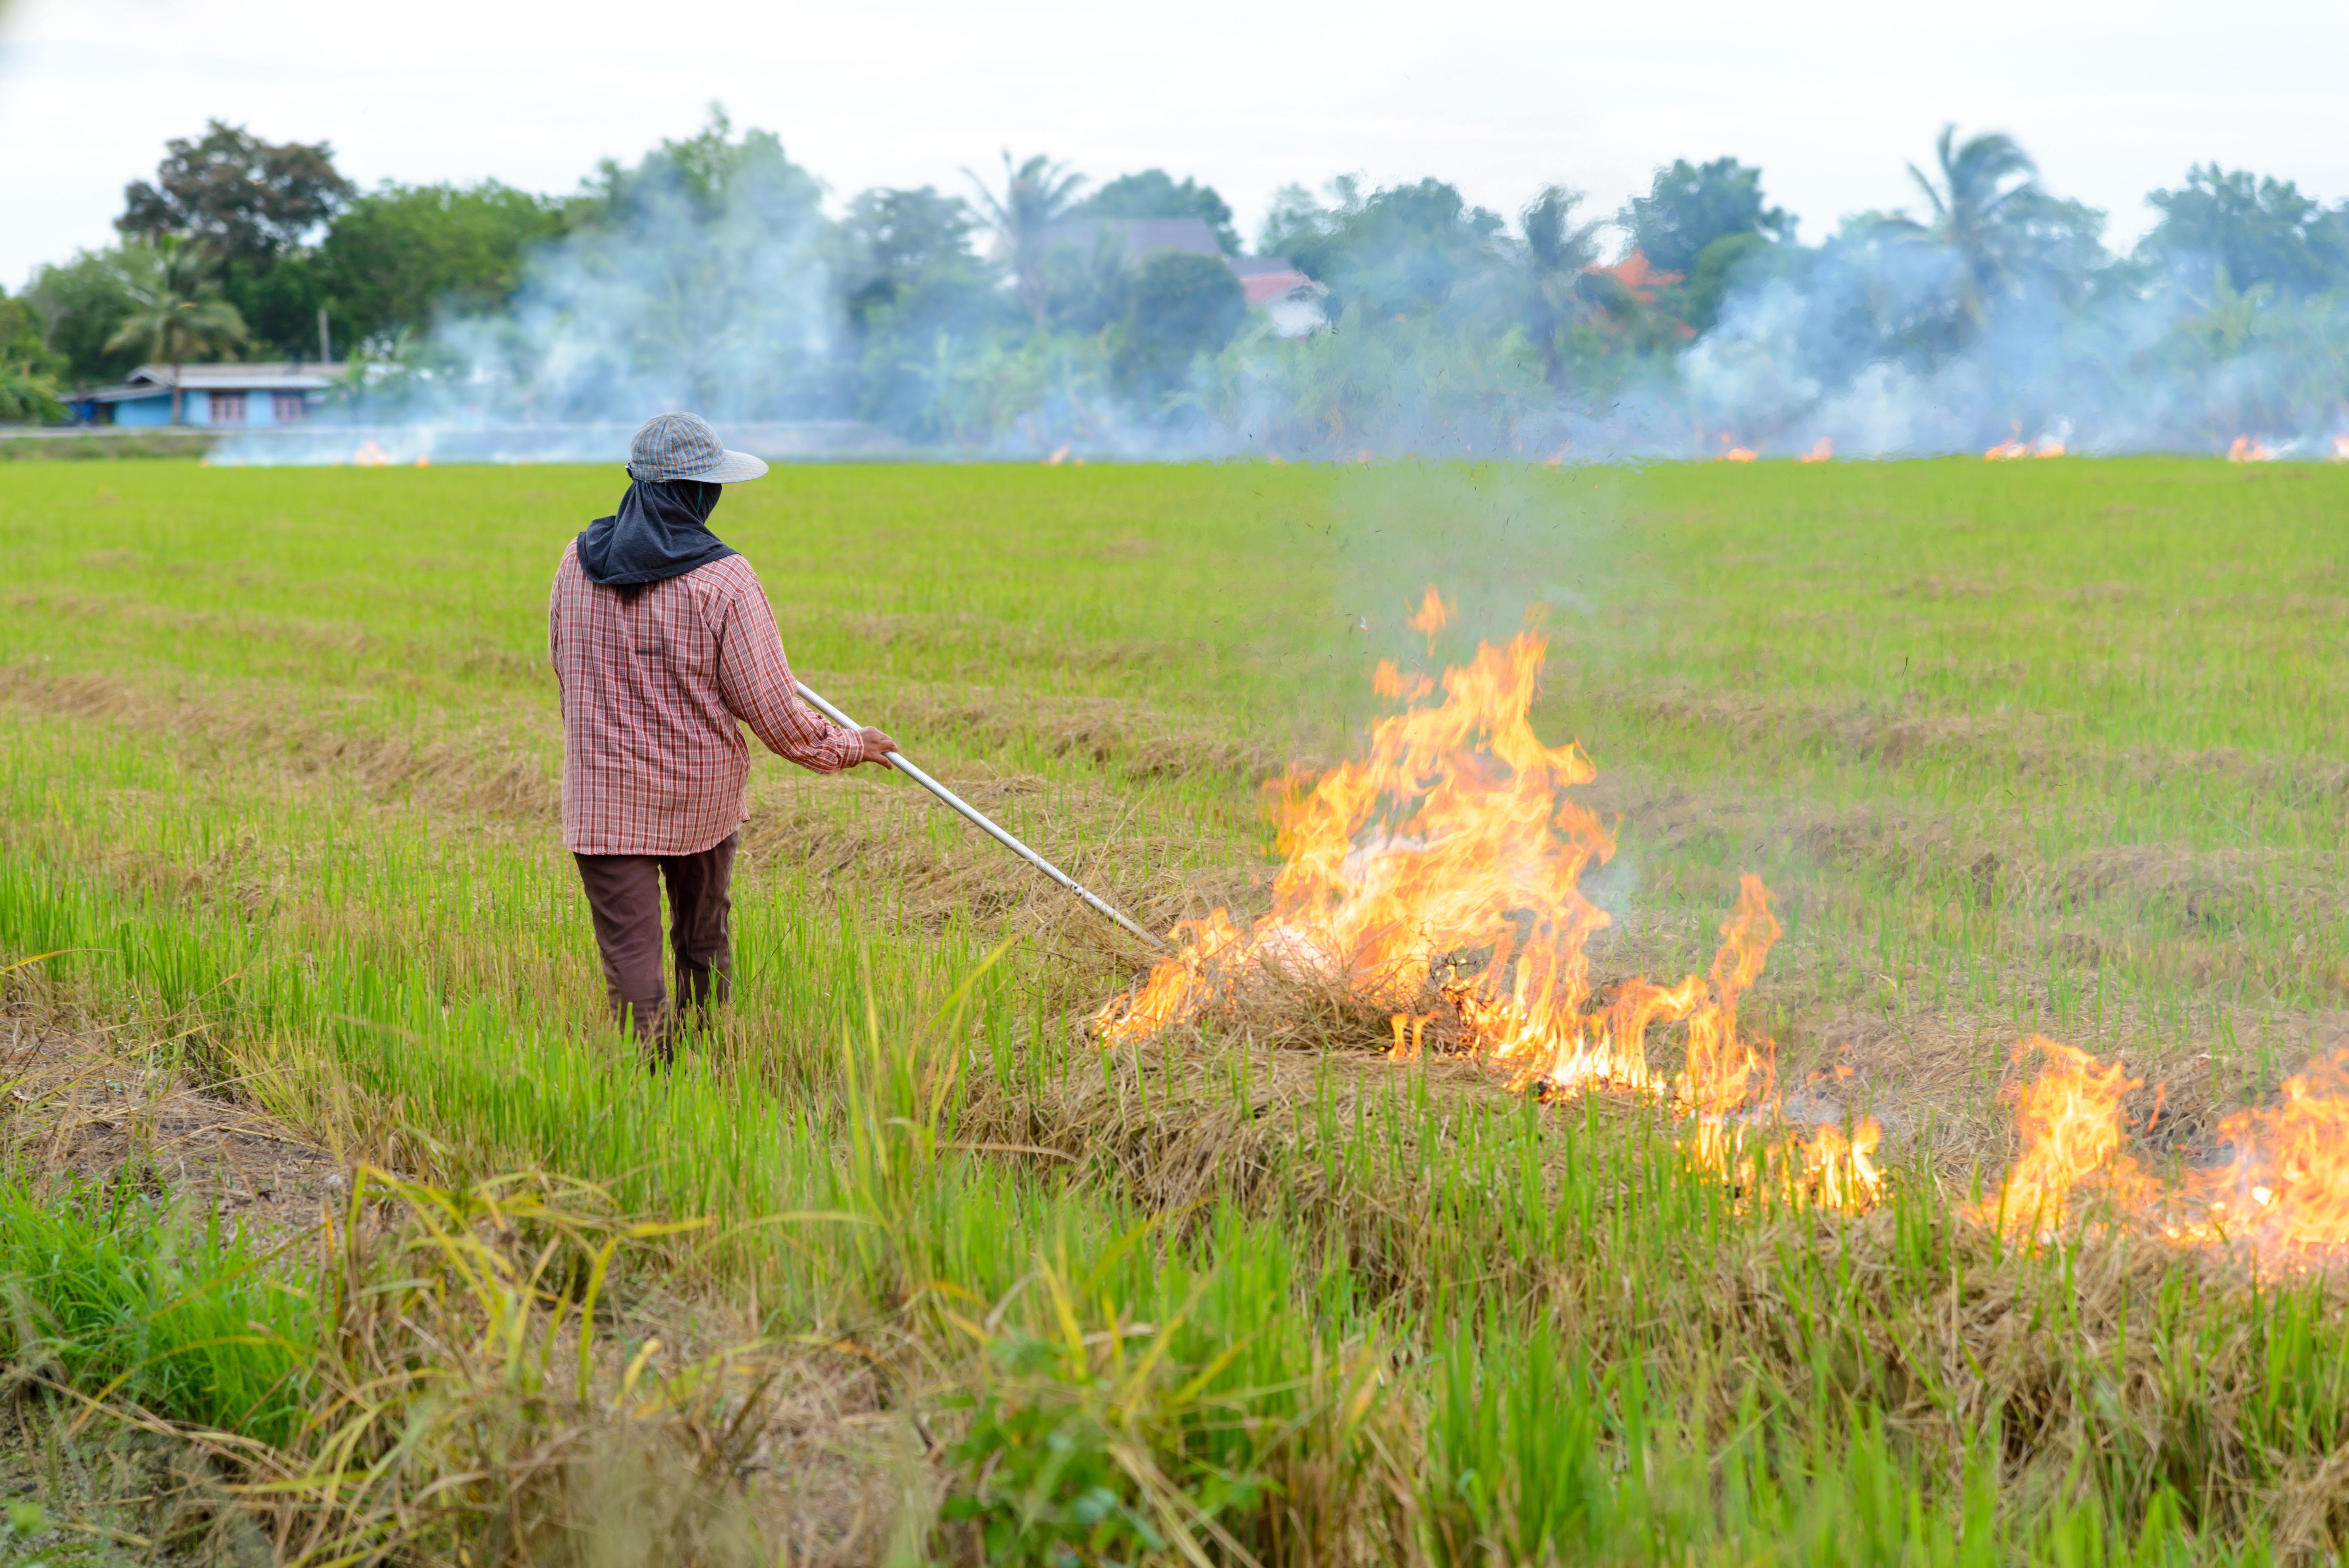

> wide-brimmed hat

[{"left": 627, "top": 412, "right": 769, "bottom": 483}]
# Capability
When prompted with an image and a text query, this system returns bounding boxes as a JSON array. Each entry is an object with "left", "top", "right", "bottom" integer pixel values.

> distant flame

[
  {"left": 1093, "top": 601, "right": 1882, "bottom": 1210},
  {"left": 2228, "top": 436, "right": 2278, "bottom": 463},
  {"left": 1985, "top": 424, "right": 2067, "bottom": 460},
  {"left": 1798, "top": 438, "right": 1833, "bottom": 463},
  {"left": 1720, "top": 447, "right": 1757, "bottom": 463},
  {"left": 353, "top": 439, "right": 391, "bottom": 467},
  {"left": 2331, "top": 435, "right": 2349, "bottom": 463}
]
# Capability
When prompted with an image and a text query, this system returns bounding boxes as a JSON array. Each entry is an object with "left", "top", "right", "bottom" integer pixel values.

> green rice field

[{"left": 4, "top": 455, "right": 2349, "bottom": 1564}]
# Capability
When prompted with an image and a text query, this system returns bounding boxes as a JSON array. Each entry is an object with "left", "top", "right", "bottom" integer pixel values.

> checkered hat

[{"left": 627, "top": 413, "right": 770, "bottom": 483}]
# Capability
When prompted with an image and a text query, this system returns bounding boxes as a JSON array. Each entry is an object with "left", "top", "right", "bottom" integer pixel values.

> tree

[
  {"left": 1506, "top": 185, "right": 1604, "bottom": 385},
  {"left": 1680, "top": 231, "right": 1770, "bottom": 335},
  {"left": 101, "top": 239, "right": 249, "bottom": 423},
  {"left": 836, "top": 186, "right": 984, "bottom": 329},
  {"left": 1263, "top": 177, "right": 1504, "bottom": 319},
  {"left": 966, "top": 152, "right": 1088, "bottom": 328},
  {"left": 509, "top": 107, "right": 833, "bottom": 419},
  {"left": 119, "top": 120, "right": 353, "bottom": 270},
  {"left": 831, "top": 185, "right": 1015, "bottom": 433},
  {"left": 2141, "top": 165, "right": 2349, "bottom": 299},
  {"left": 1876, "top": 125, "right": 2105, "bottom": 325},
  {"left": 0, "top": 290, "right": 65, "bottom": 423},
  {"left": 318, "top": 181, "right": 567, "bottom": 347},
  {"left": 1621, "top": 158, "right": 1789, "bottom": 277},
  {"left": 1071, "top": 170, "right": 1239, "bottom": 252},
  {"left": 1112, "top": 251, "right": 1246, "bottom": 400},
  {"left": 25, "top": 249, "right": 148, "bottom": 386}
]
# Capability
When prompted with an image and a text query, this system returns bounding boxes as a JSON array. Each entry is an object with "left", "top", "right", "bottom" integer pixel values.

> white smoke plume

[{"left": 211, "top": 128, "right": 2349, "bottom": 466}]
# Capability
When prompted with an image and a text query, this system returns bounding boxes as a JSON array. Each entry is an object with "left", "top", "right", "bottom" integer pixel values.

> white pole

[{"left": 794, "top": 680, "right": 1166, "bottom": 950}]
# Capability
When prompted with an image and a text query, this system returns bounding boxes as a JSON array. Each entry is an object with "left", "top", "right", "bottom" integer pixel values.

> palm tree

[
  {"left": 1513, "top": 185, "right": 1603, "bottom": 386},
  {"left": 1881, "top": 125, "right": 2047, "bottom": 325},
  {"left": 965, "top": 151, "right": 1086, "bottom": 328},
  {"left": 103, "top": 238, "right": 248, "bottom": 423}
]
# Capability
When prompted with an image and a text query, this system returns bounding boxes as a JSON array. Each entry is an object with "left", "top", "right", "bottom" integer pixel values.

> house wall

[
  {"left": 113, "top": 390, "right": 266, "bottom": 427},
  {"left": 88, "top": 378, "right": 322, "bottom": 428},
  {"left": 112, "top": 393, "right": 178, "bottom": 427}
]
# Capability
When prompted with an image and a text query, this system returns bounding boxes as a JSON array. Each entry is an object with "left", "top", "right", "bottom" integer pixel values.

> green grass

[
  {"left": 0, "top": 1178, "right": 317, "bottom": 1446},
  {"left": 4, "top": 455, "right": 2349, "bottom": 1564}
]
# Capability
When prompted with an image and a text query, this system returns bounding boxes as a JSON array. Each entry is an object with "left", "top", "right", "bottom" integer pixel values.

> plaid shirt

[{"left": 549, "top": 542, "right": 876, "bottom": 855}]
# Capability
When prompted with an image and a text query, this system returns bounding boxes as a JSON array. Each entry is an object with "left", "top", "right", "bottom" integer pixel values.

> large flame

[
  {"left": 1094, "top": 595, "right": 1881, "bottom": 1209},
  {"left": 1090, "top": 586, "right": 2349, "bottom": 1254},
  {"left": 1982, "top": 1042, "right": 2349, "bottom": 1267}
]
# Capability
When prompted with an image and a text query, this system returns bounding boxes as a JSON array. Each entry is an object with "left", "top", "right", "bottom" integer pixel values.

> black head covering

[{"left": 575, "top": 475, "right": 738, "bottom": 587}]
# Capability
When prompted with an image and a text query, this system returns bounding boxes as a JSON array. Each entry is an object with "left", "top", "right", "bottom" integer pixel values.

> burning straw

[
  {"left": 1980, "top": 1039, "right": 2349, "bottom": 1271},
  {"left": 1091, "top": 588, "right": 1884, "bottom": 1210}
]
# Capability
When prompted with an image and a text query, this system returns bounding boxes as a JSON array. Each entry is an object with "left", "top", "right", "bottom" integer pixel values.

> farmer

[{"left": 549, "top": 413, "right": 896, "bottom": 1064}]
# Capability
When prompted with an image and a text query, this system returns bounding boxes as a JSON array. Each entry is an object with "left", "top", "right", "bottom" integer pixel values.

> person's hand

[{"left": 858, "top": 727, "right": 899, "bottom": 768}]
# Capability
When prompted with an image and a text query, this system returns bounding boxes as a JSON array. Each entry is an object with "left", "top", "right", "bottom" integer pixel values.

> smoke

[
  {"left": 218, "top": 120, "right": 847, "bottom": 466},
  {"left": 210, "top": 133, "right": 2349, "bottom": 467},
  {"left": 1668, "top": 236, "right": 2349, "bottom": 458}
]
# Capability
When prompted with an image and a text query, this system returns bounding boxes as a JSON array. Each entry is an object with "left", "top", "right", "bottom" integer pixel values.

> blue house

[{"left": 64, "top": 362, "right": 346, "bottom": 427}]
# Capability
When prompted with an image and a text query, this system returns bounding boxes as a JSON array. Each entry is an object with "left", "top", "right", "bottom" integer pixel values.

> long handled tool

[{"left": 795, "top": 680, "right": 1166, "bottom": 951}]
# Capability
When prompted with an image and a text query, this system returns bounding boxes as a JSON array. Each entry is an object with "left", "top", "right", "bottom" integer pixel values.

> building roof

[
  {"left": 74, "top": 362, "right": 349, "bottom": 402},
  {"left": 985, "top": 222, "right": 1329, "bottom": 312},
  {"left": 1228, "top": 258, "right": 1322, "bottom": 307},
  {"left": 996, "top": 217, "right": 1227, "bottom": 265}
]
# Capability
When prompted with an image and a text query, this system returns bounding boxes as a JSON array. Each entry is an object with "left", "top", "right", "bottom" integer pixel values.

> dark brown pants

[{"left": 572, "top": 832, "right": 737, "bottom": 1064}]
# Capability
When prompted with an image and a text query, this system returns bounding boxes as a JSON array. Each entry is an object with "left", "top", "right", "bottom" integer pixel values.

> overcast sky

[{"left": 4, "top": 0, "right": 2347, "bottom": 289}]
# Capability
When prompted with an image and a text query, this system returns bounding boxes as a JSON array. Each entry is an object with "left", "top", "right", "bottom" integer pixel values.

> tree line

[{"left": 4, "top": 110, "right": 2345, "bottom": 451}]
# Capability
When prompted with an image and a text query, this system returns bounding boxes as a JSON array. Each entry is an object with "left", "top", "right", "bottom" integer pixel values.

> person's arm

[{"left": 715, "top": 572, "right": 892, "bottom": 772}]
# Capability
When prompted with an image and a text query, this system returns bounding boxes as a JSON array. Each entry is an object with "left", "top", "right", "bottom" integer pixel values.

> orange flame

[
  {"left": 1720, "top": 447, "right": 1757, "bottom": 463},
  {"left": 1980, "top": 1043, "right": 2349, "bottom": 1267},
  {"left": 1094, "top": 602, "right": 1882, "bottom": 1209},
  {"left": 1983, "top": 421, "right": 2066, "bottom": 460},
  {"left": 2228, "top": 435, "right": 2278, "bottom": 463},
  {"left": 2330, "top": 434, "right": 2349, "bottom": 463},
  {"left": 1975, "top": 1040, "right": 2150, "bottom": 1236},
  {"left": 1405, "top": 587, "right": 1451, "bottom": 655},
  {"left": 1797, "top": 438, "right": 1833, "bottom": 463}
]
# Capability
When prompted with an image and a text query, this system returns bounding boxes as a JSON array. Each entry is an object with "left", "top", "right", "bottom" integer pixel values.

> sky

[{"left": 4, "top": 0, "right": 2347, "bottom": 290}]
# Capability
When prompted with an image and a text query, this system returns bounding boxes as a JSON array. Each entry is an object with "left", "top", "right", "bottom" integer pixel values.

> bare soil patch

[{"left": 0, "top": 1012, "right": 346, "bottom": 1236}]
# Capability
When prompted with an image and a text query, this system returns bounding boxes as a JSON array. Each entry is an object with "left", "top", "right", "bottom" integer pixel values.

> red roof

[{"left": 1238, "top": 269, "right": 1312, "bottom": 306}]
